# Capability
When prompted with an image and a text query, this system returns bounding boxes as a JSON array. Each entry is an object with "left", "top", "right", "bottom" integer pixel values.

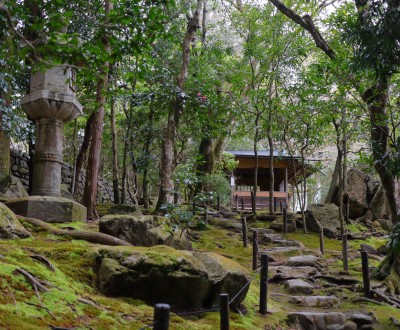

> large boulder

[
  {"left": 305, "top": 203, "right": 340, "bottom": 238},
  {"left": 99, "top": 214, "right": 192, "bottom": 250},
  {"left": 0, "top": 175, "right": 29, "bottom": 199},
  {"left": 0, "top": 202, "right": 31, "bottom": 239},
  {"left": 90, "top": 246, "right": 250, "bottom": 308}
]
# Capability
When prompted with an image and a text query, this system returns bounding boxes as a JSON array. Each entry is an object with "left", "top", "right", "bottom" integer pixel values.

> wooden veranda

[{"left": 228, "top": 150, "right": 315, "bottom": 211}]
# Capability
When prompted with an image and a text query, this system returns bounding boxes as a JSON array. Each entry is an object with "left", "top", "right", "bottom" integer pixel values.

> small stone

[
  {"left": 285, "top": 279, "right": 314, "bottom": 294},
  {"left": 263, "top": 233, "right": 283, "bottom": 243},
  {"left": 360, "top": 244, "right": 378, "bottom": 255}
]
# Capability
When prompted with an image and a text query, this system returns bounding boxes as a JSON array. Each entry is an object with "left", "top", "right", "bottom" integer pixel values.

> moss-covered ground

[{"left": 0, "top": 210, "right": 400, "bottom": 329}]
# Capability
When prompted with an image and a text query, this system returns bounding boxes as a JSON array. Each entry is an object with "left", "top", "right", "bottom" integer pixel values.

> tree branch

[{"left": 269, "top": 0, "right": 336, "bottom": 59}]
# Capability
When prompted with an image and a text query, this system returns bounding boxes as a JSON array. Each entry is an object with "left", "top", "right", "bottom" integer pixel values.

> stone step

[
  {"left": 285, "top": 279, "right": 315, "bottom": 294},
  {"left": 287, "top": 312, "right": 375, "bottom": 330},
  {"left": 288, "top": 295, "right": 339, "bottom": 308}
]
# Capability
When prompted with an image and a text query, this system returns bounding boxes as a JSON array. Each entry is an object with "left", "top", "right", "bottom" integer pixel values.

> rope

[
  {"left": 173, "top": 307, "right": 221, "bottom": 317},
  {"left": 229, "top": 266, "right": 262, "bottom": 305}
]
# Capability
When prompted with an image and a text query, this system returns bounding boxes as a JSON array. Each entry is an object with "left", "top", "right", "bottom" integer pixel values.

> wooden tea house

[{"left": 227, "top": 150, "right": 315, "bottom": 212}]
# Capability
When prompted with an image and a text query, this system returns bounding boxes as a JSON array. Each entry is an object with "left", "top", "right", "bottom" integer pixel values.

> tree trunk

[
  {"left": 82, "top": 0, "right": 112, "bottom": 220},
  {"left": 110, "top": 96, "right": 119, "bottom": 204},
  {"left": 267, "top": 125, "right": 275, "bottom": 215},
  {"left": 252, "top": 113, "right": 260, "bottom": 218},
  {"left": 73, "top": 113, "right": 94, "bottom": 198},
  {"left": 213, "top": 136, "right": 225, "bottom": 169},
  {"left": 156, "top": 0, "right": 203, "bottom": 211},
  {"left": 0, "top": 112, "right": 10, "bottom": 176},
  {"left": 362, "top": 77, "right": 400, "bottom": 223},
  {"left": 325, "top": 153, "right": 340, "bottom": 203},
  {"left": 198, "top": 137, "right": 214, "bottom": 175},
  {"left": 142, "top": 100, "right": 154, "bottom": 210}
]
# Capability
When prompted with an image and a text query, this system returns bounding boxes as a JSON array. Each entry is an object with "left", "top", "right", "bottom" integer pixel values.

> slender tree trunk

[
  {"left": 156, "top": 0, "right": 203, "bottom": 211},
  {"left": 82, "top": 0, "right": 112, "bottom": 220},
  {"left": 110, "top": 96, "right": 120, "bottom": 204},
  {"left": 0, "top": 112, "right": 10, "bottom": 176},
  {"left": 267, "top": 123, "right": 274, "bottom": 215},
  {"left": 362, "top": 77, "right": 400, "bottom": 223},
  {"left": 121, "top": 100, "right": 132, "bottom": 204},
  {"left": 213, "top": 136, "right": 225, "bottom": 169},
  {"left": 253, "top": 113, "right": 260, "bottom": 218},
  {"left": 198, "top": 137, "right": 214, "bottom": 175},
  {"left": 73, "top": 113, "right": 94, "bottom": 198},
  {"left": 142, "top": 101, "right": 154, "bottom": 210},
  {"left": 325, "top": 154, "right": 340, "bottom": 204}
]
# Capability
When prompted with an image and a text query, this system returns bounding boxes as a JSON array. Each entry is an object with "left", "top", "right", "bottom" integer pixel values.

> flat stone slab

[
  {"left": 274, "top": 239, "right": 305, "bottom": 248},
  {"left": 286, "top": 255, "right": 322, "bottom": 269},
  {"left": 5, "top": 196, "right": 87, "bottom": 223},
  {"left": 287, "top": 312, "right": 375, "bottom": 330},
  {"left": 263, "top": 233, "right": 283, "bottom": 243},
  {"left": 289, "top": 296, "right": 339, "bottom": 308},
  {"left": 269, "top": 266, "right": 319, "bottom": 282},
  {"left": 285, "top": 279, "right": 315, "bottom": 294}
]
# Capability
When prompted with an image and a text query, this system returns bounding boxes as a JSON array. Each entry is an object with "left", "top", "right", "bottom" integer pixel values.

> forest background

[{"left": 1, "top": 0, "right": 399, "bottom": 223}]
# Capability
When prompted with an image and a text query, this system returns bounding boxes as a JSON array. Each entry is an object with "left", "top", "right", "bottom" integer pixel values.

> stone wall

[{"left": 10, "top": 149, "right": 133, "bottom": 204}]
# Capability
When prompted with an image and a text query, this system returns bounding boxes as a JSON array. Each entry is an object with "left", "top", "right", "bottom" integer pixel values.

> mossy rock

[
  {"left": 89, "top": 246, "right": 250, "bottom": 309},
  {"left": 99, "top": 214, "right": 192, "bottom": 250},
  {"left": 0, "top": 202, "right": 31, "bottom": 239}
]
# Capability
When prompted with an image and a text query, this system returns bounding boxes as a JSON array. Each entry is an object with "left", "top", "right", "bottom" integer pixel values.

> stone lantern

[{"left": 6, "top": 66, "right": 87, "bottom": 222}]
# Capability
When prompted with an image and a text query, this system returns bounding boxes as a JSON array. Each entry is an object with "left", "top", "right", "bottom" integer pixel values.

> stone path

[{"left": 258, "top": 229, "right": 376, "bottom": 330}]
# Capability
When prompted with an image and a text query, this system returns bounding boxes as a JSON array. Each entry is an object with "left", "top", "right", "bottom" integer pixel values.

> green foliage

[
  {"left": 388, "top": 222, "right": 400, "bottom": 260},
  {"left": 201, "top": 173, "right": 231, "bottom": 204}
]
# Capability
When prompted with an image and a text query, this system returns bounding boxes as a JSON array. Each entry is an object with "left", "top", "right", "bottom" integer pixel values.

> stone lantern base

[{"left": 5, "top": 196, "right": 87, "bottom": 223}]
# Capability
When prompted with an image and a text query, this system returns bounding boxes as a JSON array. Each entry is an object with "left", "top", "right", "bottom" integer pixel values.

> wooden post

[
  {"left": 242, "top": 217, "right": 248, "bottom": 248},
  {"left": 342, "top": 234, "right": 349, "bottom": 271},
  {"left": 283, "top": 207, "right": 288, "bottom": 234},
  {"left": 217, "top": 194, "right": 220, "bottom": 211},
  {"left": 192, "top": 201, "right": 195, "bottom": 216},
  {"left": 251, "top": 191, "right": 255, "bottom": 215},
  {"left": 319, "top": 228, "right": 324, "bottom": 255},
  {"left": 252, "top": 230, "right": 259, "bottom": 270},
  {"left": 235, "top": 195, "right": 239, "bottom": 211},
  {"left": 241, "top": 198, "right": 244, "bottom": 211},
  {"left": 153, "top": 303, "right": 170, "bottom": 330},
  {"left": 259, "top": 254, "right": 268, "bottom": 315},
  {"left": 361, "top": 251, "right": 371, "bottom": 298},
  {"left": 220, "top": 293, "right": 229, "bottom": 330},
  {"left": 279, "top": 200, "right": 283, "bottom": 213}
]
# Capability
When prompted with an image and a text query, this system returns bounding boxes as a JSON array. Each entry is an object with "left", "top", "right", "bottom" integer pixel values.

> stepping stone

[
  {"left": 269, "top": 266, "right": 319, "bottom": 282},
  {"left": 263, "top": 233, "right": 283, "bottom": 243},
  {"left": 360, "top": 244, "right": 378, "bottom": 255},
  {"left": 288, "top": 296, "right": 339, "bottom": 308},
  {"left": 287, "top": 312, "right": 375, "bottom": 330},
  {"left": 286, "top": 255, "right": 322, "bottom": 269},
  {"left": 274, "top": 239, "right": 305, "bottom": 248},
  {"left": 285, "top": 279, "right": 315, "bottom": 294}
]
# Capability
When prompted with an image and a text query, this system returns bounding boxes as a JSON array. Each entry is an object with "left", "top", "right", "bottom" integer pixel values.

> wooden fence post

[
  {"left": 242, "top": 217, "right": 248, "bottom": 248},
  {"left": 283, "top": 207, "right": 288, "bottom": 234},
  {"left": 220, "top": 293, "right": 230, "bottom": 330},
  {"left": 217, "top": 194, "right": 220, "bottom": 211},
  {"left": 241, "top": 198, "right": 244, "bottom": 211},
  {"left": 361, "top": 250, "right": 371, "bottom": 298},
  {"left": 342, "top": 234, "right": 349, "bottom": 271},
  {"left": 259, "top": 254, "right": 268, "bottom": 315},
  {"left": 153, "top": 303, "right": 170, "bottom": 330},
  {"left": 192, "top": 201, "right": 195, "bottom": 216},
  {"left": 252, "top": 230, "right": 259, "bottom": 270},
  {"left": 319, "top": 227, "right": 324, "bottom": 255}
]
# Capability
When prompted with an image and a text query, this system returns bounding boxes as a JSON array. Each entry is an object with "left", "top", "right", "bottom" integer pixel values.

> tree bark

[
  {"left": 0, "top": 112, "right": 10, "bottom": 176},
  {"left": 156, "top": 0, "right": 203, "bottom": 211},
  {"left": 362, "top": 77, "right": 400, "bottom": 223},
  {"left": 82, "top": 0, "right": 112, "bottom": 220},
  {"left": 110, "top": 96, "right": 120, "bottom": 204},
  {"left": 73, "top": 113, "right": 94, "bottom": 198}
]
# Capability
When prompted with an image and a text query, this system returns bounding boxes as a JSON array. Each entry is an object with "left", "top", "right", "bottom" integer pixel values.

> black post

[
  {"left": 192, "top": 201, "right": 195, "bottom": 216},
  {"left": 241, "top": 198, "right": 244, "bottom": 211},
  {"left": 252, "top": 230, "right": 259, "bottom": 270},
  {"left": 242, "top": 217, "right": 248, "bottom": 248},
  {"left": 235, "top": 195, "right": 239, "bottom": 211},
  {"left": 319, "top": 227, "right": 324, "bottom": 255},
  {"left": 251, "top": 191, "right": 255, "bottom": 215},
  {"left": 283, "top": 207, "right": 287, "bottom": 234},
  {"left": 279, "top": 200, "right": 283, "bottom": 212},
  {"left": 217, "top": 194, "right": 220, "bottom": 211},
  {"left": 259, "top": 254, "right": 268, "bottom": 315},
  {"left": 220, "top": 293, "right": 230, "bottom": 330},
  {"left": 153, "top": 303, "right": 170, "bottom": 330},
  {"left": 342, "top": 234, "right": 349, "bottom": 271},
  {"left": 361, "top": 250, "right": 371, "bottom": 298}
]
